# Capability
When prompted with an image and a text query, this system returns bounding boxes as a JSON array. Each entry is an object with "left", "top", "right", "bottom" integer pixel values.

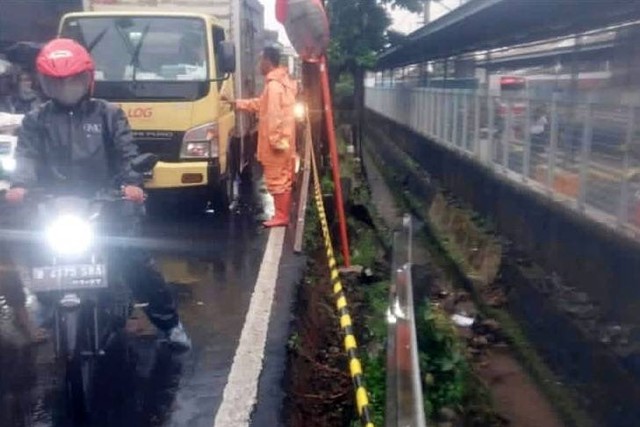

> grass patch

[
  {"left": 349, "top": 221, "right": 379, "bottom": 267},
  {"left": 363, "top": 281, "right": 388, "bottom": 340},
  {"left": 417, "top": 302, "right": 468, "bottom": 418},
  {"left": 358, "top": 281, "right": 389, "bottom": 427}
]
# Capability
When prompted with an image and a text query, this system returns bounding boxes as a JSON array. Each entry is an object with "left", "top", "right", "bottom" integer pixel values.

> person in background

[
  {"left": 0, "top": 69, "right": 42, "bottom": 114},
  {"left": 224, "top": 46, "right": 298, "bottom": 227},
  {"left": 0, "top": 267, "right": 46, "bottom": 342},
  {"left": 0, "top": 57, "right": 12, "bottom": 99},
  {"left": 530, "top": 105, "right": 548, "bottom": 155}
]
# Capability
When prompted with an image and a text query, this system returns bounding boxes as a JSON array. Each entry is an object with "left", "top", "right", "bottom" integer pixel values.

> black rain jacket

[{"left": 10, "top": 98, "right": 142, "bottom": 196}]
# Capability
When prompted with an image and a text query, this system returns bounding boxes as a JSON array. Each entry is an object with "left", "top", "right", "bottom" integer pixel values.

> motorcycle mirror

[{"left": 131, "top": 153, "right": 158, "bottom": 173}]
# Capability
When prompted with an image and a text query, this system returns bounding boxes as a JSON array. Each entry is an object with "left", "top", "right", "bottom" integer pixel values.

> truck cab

[{"left": 59, "top": 12, "right": 251, "bottom": 208}]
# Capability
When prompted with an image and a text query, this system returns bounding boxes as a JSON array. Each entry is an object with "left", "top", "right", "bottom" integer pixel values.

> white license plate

[{"left": 29, "top": 264, "right": 107, "bottom": 292}]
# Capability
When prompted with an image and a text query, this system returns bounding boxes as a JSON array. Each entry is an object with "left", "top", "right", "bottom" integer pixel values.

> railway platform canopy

[{"left": 375, "top": 0, "right": 640, "bottom": 70}]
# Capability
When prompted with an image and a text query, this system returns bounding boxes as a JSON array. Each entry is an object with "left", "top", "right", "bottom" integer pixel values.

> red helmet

[{"left": 36, "top": 38, "right": 95, "bottom": 106}]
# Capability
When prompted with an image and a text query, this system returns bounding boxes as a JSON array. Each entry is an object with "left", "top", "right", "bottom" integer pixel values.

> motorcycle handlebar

[
  {"left": 0, "top": 187, "right": 147, "bottom": 209},
  {"left": 17, "top": 188, "right": 126, "bottom": 204}
]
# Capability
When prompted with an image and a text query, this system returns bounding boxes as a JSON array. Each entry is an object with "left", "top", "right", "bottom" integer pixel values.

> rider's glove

[{"left": 122, "top": 185, "right": 145, "bottom": 204}]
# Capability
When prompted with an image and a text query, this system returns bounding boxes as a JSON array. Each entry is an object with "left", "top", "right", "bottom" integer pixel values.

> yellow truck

[{"left": 58, "top": 6, "right": 263, "bottom": 210}]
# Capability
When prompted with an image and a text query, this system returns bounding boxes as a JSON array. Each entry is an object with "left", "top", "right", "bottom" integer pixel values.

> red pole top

[{"left": 276, "top": 0, "right": 330, "bottom": 62}]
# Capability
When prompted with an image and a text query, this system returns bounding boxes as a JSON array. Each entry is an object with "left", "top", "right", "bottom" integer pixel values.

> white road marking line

[{"left": 214, "top": 227, "right": 286, "bottom": 427}]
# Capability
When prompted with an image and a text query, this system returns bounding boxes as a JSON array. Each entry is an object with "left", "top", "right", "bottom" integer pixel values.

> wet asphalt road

[{"left": 0, "top": 209, "right": 273, "bottom": 427}]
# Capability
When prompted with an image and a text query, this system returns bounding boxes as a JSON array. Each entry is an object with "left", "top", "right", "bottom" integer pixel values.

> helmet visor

[{"left": 40, "top": 72, "right": 91, "bottom": 106}]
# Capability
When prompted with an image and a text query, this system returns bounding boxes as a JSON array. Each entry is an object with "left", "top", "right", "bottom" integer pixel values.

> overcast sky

[{"left": 263, "top": 0, "right": 461, "bottom": 46}]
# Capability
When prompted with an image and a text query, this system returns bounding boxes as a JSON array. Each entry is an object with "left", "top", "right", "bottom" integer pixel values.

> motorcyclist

[
  {"left": 3, "top": 38, "right": 191, "bottom": 351},
  {"left": 0, "top": 69, "right": 42, "bottom": 114}
]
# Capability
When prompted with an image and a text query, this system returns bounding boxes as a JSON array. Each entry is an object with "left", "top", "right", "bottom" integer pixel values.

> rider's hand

[
  {"left": 122, "top": 185, "right": 145, "bottom": 204},
  {"left": 5, "top": 187, "right": 27, "bottom": 204}
]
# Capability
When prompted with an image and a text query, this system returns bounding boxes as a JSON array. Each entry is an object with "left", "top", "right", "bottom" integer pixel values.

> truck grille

[{"left": 132, "top": 131, "right": 183, "bottom": 162}]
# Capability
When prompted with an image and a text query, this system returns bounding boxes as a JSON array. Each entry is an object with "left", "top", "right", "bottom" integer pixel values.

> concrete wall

[
  {"left": 365, "top": 114, "right": 640, "bottom": 426},
  {"left": 366, "top": 109, "right": 640, "bottom": 327}
]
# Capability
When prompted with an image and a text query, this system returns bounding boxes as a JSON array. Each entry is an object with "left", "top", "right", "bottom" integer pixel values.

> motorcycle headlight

[
  {"left": 45, "top": 215, "right": 94, "bottom": 256},
  {"left": 1, "top": 157, "right": 16, "bottom": 172}
]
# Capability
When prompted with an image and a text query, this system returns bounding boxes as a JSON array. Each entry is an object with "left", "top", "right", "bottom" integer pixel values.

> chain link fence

[{"left": 365, "top": 86, "right": 640, "bottom": 236}]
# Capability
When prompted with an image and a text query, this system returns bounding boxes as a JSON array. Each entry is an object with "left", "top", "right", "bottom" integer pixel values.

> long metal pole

[
  {"left": 618, "top": 106, "right": 635, "bottom": 226},
  {"left": 578, "top": 102, "right": 593, "bottom": 210},
  {"left": 319, "top": 55, "right": 351, "bottom": 266},
  {"left": 423, "top": 0, "right": 431, "bottom": 25},
  {"left": 233, "top": 0, "right": 246, "bottom": 159},
  {"left": 294, "top": 113, "right": 314, "bottom": 253}
]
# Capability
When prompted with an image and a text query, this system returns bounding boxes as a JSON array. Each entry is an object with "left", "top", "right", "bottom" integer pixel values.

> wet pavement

[{"left": 0, "top": 209, "right": 277, "bottom": 427}]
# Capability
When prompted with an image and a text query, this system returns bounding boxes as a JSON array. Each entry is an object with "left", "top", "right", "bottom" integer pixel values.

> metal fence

[
  {"left": 366, "top": 86, "right": 640, "bottom": 237},
  {"left": 386, "top": 214, "right": 427, "bottom": 427}
]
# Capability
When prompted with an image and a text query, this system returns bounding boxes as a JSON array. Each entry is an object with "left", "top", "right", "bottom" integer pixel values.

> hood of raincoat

[{"left": 265, "top": 66, "right": 297, "bottom": 92}]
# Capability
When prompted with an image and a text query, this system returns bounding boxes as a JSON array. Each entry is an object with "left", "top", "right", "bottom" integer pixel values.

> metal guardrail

[
  {"left": 366, "top": 86, "right": 640, "bottom": 240},
  {"left": 386, "top": 214, "right": 427, "bottom": 427}
]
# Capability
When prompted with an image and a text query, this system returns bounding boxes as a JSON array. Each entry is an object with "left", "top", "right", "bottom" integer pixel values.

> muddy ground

[{"left": 284, "top": 244, "right": 365, "bottom": 427}]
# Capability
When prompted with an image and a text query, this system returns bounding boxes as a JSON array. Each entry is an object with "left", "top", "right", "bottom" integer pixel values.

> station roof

[{"left": 375, "top": 0, "right": 640, "bottom": 69}]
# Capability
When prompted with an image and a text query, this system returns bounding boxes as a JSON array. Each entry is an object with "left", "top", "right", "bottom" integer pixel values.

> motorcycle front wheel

[{"left": 64, "top": 352, "right": 95, "bottom": 423}]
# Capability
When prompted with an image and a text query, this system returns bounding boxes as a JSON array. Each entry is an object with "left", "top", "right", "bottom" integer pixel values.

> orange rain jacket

[{"left": 236, "top": 67, "right": 298, "bottom": 194}]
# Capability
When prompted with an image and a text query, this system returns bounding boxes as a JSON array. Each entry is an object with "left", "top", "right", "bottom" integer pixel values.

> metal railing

[
  {"left": 386, "top": 214, "right": 427, "bottom": 427},
  {"left": 366, "top": 86, "right": 640, "bottom": 238}
]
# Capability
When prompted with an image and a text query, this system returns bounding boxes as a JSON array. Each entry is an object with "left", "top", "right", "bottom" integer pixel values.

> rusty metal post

[{"left": 319, "top": 55, "right": 351, "bottom": 266}]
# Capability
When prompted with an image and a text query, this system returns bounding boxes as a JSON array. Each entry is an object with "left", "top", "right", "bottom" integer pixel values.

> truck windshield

[{"left": 61, "top": 16, "right": 209, "bottom": 83}]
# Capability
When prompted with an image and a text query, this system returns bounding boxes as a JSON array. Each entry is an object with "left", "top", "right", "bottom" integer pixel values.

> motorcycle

[{"left": 13, "top": 153, "right": 158, "bottom": 420}]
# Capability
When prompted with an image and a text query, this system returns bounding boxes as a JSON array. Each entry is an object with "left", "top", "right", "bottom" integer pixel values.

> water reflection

[{"left": 0, "top": 311, "right": 186, "bottom": 427}]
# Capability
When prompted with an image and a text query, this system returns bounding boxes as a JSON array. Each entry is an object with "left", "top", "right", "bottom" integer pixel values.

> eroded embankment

[
  {"left": 364, "top": 116, "right": 640, "bottom": 427},
  {"left": 286, "top": 136, "right": 509, "bottom": 426}
]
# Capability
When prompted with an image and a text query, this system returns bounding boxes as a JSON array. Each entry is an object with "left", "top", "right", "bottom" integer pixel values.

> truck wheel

[
  {"left": 212, "top": 167, "right": 241, "bottom": 214},
  {"left": 210, "top": 138, "right": 241, "bottom": 214}
]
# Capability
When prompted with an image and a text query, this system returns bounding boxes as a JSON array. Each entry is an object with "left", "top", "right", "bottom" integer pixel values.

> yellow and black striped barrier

[{"left": 310, "top": 149, "right": 375, "bottom": 427}]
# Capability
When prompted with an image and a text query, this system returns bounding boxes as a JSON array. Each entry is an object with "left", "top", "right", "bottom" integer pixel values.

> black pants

[
  {"left": 104, "top": 204, "right": 180, "bottom": 332},
  {"left": 111, "top": 247, "right": 179, "bottom": 331},
  {"left": 0, "top": 208, "right": 27, "bottom": 308},
  {"left": 0, "top": 269, "right": 26, "bottom": 308}
]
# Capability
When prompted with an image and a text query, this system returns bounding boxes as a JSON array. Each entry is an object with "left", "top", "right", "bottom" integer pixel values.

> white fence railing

[{"left": 365, "top": 86, "right": 640, "bottom": 238}]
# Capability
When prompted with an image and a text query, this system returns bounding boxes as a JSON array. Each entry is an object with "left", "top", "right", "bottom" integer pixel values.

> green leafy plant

[
  {"left": 416, "top": 303, "right": 469, "bottom": 418},
  {"left": 359, "top": 353, "right": 386, "bottom": 427},
  {"left": 321, "top": 174, "right": 335, "bottom": 194},
  {"left": 287, "top": 333, "right": 301, "bottom": 351}
]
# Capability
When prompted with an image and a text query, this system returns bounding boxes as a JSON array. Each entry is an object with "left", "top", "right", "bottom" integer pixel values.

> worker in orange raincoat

[{"left": 229, "top": 46, "right": 298, "bottom": 227}]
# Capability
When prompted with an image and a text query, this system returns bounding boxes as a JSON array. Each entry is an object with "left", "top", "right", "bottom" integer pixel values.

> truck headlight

[
  {"left": 184, "top": 142, "right": 211, "bottom": 158},
  {"left": 181, "top": 122, "right": 219, "bottom": 159},
  {"left": 46, "top": 215, "right": 94, "bottom": 256}
]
